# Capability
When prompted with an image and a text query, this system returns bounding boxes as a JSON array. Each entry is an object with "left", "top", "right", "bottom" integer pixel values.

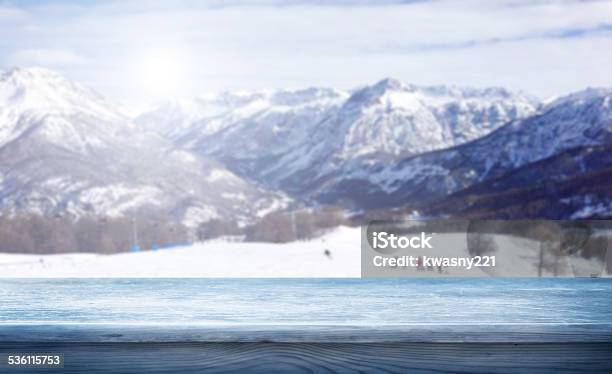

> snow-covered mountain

[
  {"left": 136, "top": 87, "right": 349, "bottom": 177},
  {"left": 269, "top": 79, "right": 538, "bottom": 200},
  {"left": 428, "top": 143, "right": 612, "bottom": 219},
  {"left": 0, "top": 68, "right": 289, "bottom": 226},
  {"left": 313, "top": 78, "right": 537, "bottom": 159},
  {"left": 3, "top": 67, "right": 609, "bottom": 224},
  {"left": 139, "top": 78, "right": 538, "bottom": 203},
  {"left": 359, "top": 87, "right": 612, "bottom": 211}
]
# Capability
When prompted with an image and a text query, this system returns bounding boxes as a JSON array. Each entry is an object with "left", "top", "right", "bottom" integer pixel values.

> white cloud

[
  {"left": 0, "top": 5, "right": 28, "bottom": 21},
  {"left": 1, "top": 0, "right": 611, "bottom": 103},
  {"left": 8, "top": 48, "right": 87, "bottom": 66}
]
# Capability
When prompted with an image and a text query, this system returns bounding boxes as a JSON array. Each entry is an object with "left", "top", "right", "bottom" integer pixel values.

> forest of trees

[
  {"left": 197, "top": 206, "right": 348, "bottom": 243},
  {"left": 0, "top": 206, "right": 350, "bottom": 254},
  {"left": 244, "top": 206, "right": 347, "bottom": 242},
  {"left": 0, "top": 214, "right": 189, "bottom": 254}
]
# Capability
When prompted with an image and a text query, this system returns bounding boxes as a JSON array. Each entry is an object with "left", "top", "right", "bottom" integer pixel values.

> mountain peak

[
  {"left": 535, "top": 87, "right": 612, "bottom": 125},
  {"left": 346, "top": 77, "right": 409, "bottom": 107},
  {"left": 2, "top": 66, "right": 65, "bottom": 81},
  {"left": 0, "top": 66, "right": 123, "bottom": 121},
  {"left": 549, "top": 87, "right": 612, "bottom": 108},
  {"left": 0, "top": 67, "right": 76, "bottom": 94},
  {"left": 373, "top": 77, "right": 405, "bottom": 91}
]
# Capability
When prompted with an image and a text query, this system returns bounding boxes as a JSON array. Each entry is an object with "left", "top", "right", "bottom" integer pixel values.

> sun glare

[{"left": 137, "top": 48, "right": 190, "bottom": 100}]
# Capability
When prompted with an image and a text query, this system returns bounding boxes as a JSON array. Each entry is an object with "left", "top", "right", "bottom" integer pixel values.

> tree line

[
  {"left": 0, "top": 214, "right": 189, "bottom": 254},
  {"left": 196, "top": 206, "right": 349, "bottom": 243},
  {"left": 0, "top": 206, "right": 350, "bottom": 254}
]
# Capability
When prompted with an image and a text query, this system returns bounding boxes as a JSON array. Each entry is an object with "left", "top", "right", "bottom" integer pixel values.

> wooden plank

[{"left": 2, "top": 342, "right": 612, "bottom": 373}]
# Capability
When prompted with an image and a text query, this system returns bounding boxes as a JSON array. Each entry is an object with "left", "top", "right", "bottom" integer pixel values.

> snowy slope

[
  {"left": 429, "top": 143, "right": 612, "bottom": 219},
  {"left": 257, "top": 79, "right": 538, "bottom": 206},
  {"left": 0, "top": 226, "right": 361, "bottom": 277},
  {"left": 315, "top": 78, "right": 537, "bottom": 159},
  {"left": 3, "top": 68, "right": 608, "bottom": 223},
  {"left": 137, "top": 87, "right": 349, "bottom": 178},
  {"left": 138, "top": 78, "right": 538, "bottom": 204},
  {"left": 1, "top": 225, "right": 601, "bottom": 277},
  {"left": 363, "top": 88, "right": 612, "bottom": 210},
  {"left": 0, "top": 68, "right": 125, "bottom": 149},
  {"left": 0, "top": 68, "right": 289, "bottom": 226},
  {"left": 135, "top": 91, "right": 280, "bottom": 139}
]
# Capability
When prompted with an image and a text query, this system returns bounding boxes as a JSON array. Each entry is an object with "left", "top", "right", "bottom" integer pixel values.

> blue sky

[{"left": 1, "top": 0, "right": 612, "bottom": 106}]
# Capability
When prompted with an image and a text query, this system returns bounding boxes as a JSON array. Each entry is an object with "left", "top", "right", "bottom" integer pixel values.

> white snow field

[
  {"left": 0, "top": 227, "right": 361, "bottom": 278},
  {"left": 0, "top": 225, "right": 606, "bottom": 277}
]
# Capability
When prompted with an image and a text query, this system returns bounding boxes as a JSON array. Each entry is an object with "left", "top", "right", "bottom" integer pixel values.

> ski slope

[
  {"left": 0, "top": 226, "right": 605, "bottom": 277},
  {"left": 0, "top": 227, "right": 360, "bottom": 278}
]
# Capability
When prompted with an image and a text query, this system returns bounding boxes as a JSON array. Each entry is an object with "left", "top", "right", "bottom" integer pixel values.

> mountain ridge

[
  {"left": 1, "top": 67, "right": 610, "bottom": 224},
  {"left": 0, "top": 67, "right": 290, "bottom": 227},
  {"left": 139, "top": 77, "right": 539, "bottom": 206}
]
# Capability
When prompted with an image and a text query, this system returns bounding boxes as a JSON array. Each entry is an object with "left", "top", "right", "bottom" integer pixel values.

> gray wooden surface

[{"left": 2, "top": 341, "right": 612, "bottom": 373}]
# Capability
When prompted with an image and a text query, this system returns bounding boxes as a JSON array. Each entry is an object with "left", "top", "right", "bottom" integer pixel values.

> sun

[{"left": 137, "top": 48, "right": 191, "bottom": 100}]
